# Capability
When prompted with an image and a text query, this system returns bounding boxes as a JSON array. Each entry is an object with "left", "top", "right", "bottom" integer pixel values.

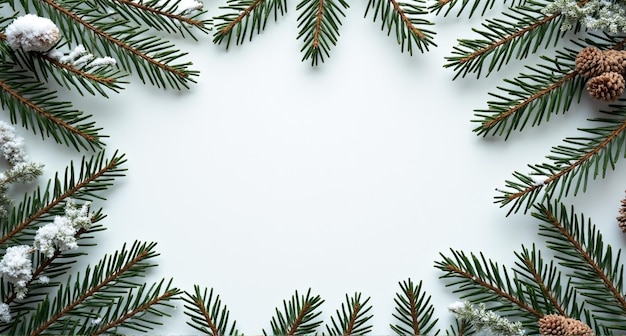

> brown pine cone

[
  {"left": 576, "top": 47, "right": 606, "bottom": 78},
  {"left": 603, "top": 50, "right": 626, "bottom": 74},
  {"left": 586, "top": 71, "right": 625, "bottom": 102},
  {"left": 538, "top": 315, "right": 593, "bottom": 336}
]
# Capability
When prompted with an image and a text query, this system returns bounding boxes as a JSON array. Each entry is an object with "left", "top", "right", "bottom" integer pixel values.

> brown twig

[
  {"left": 521, "top": 256, "right": 568, "bottom": 316},
  {"left": 389, "top": 0, "right": 425, "bottom": 39},
  {"left": 286, "top": 301, "right": 312, "bottom": 336},
  {"left": 219, "top": 0, "right": 265, "bottom": 36}
]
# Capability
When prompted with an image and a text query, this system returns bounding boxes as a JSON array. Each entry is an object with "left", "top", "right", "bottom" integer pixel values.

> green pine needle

[
  {"left": 263, "top": 288, "right": 324, "bottom": 336},
  {"left": 390, "top": 278, "right": 438, "bottom": 336},
  {"left": 296, "top": 0, "right": 349, "bottom": 66},
  {"left": 364, "top": 0, "right": 436, "bottom": 55},
  {"left": 212, "top": 0, "right": 288, "bottom": 48},
  {"left": 183, "top": 286, "right": 240, "bottom": 336},
  {"left": 325, "top": 292, "right": 373, "bottom": 336},
  {"left": 444, "top": 0, "right": 567, "bottom": 79}
]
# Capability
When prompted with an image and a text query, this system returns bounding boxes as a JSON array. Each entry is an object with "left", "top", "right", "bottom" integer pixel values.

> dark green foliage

[
  {"left": 212, "top": 0, "right": 288, "bottom": 48},
  {"left": 364, "top": 0, "right": 436, "bottom": 55},
  {"left": 296, "top": 0, "right": 348, "bottom": 66},
  {"left": 390, "top": 278, "right": 438, "bottom": 336},
  {"left": 183, "top": 286, "right": 239, "bottom": 336},
  {"left": 264, "top": 288, "right": 324, "bottom": 336},
  {"left": 9, "top": 241, "right": 175, "bottom": 335},
  {"left": 325, "top": 292, "right": 372, "bottom": 336}
]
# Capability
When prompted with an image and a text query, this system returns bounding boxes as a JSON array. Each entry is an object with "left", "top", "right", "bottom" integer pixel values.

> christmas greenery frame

[{"left": 0, "top": 0, "right": 625, "bottom": 334}]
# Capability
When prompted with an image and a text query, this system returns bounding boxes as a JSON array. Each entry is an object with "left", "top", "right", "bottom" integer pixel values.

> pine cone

[
  {"left": 586, "top": 71, "right": 625, "bottom": 102},
  {"left": 618, "top": 192, "right": 626, "bottom": 233},
  {"left": 576, "top": 47, "right": 606, "bottom": 78},
  {"left": 538, "top": 315, "right": 593, "bottom": 336},
  {"left": 603, "top": 50, "right": 626, "bottom": 74}
]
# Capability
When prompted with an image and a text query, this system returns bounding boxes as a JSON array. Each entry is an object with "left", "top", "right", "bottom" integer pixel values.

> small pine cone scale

[
  {"left": 587, "top": 71, "right": 625, "bottom": 102},
  {"left": 576, "top": 47, "right": 606, "bottom": 78}
]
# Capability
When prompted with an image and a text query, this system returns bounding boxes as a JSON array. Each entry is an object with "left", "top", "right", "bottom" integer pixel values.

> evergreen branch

[
  {"left": 444, "top": 0, "right": 570, "bottom": 79},
  {"left": 390, "top": 278, "right": 438, "bottom": 336},
  {"left": 11, "top": 48, "right": 126, "bottom": 97},
  {"left": 325, "top": 292, "right": 372, "bottom": 336},
  {"left": 513, "top": 245, "right": 571, "bottom": 317},
  {"left": 430, "top": 0, "right": 527, "bottom": 18},
  {"left": 23, "top": 0, "right": 199, "bottom": 89},
  {"left": 0, "top": 151, "right": 126, "bottom": 245},
  {"left": 86, "top": 279, "right": 180, "bottom": 334},
  {"left": 93, "top": 0, "right": 212, "bottom": 39},
  {"left": 533, "top": 202, "right": 626, "bottom": 330},
  {"left": 183, "top": 285, "right": 239, "bottom": 336},
  {"left": 364, "top": 0, "right": 436, "bottom": 55},
  {"left": 474, "top": 35, "right": 626, "bottom": 138},
  {"left": 445, "top": 319, "right": 476, "bottom": 336},
  {"left": 296, "top": 0, "right": 348, "bottom": 66},
  {"left": 0, "top": 64, "right": 104, "bottom": 150},
  {"left": 15, "top": 240, "right": 159, "bottom": 335},
  {"left": 212, "top": 0, "right": 287, "bottom": 48},
  {"left": 435, "top": 249, "right": 543, "bottom": 322},
  {"left": 263, "top": 288, "right": 324, "bottom": 336},
  {"left": 495, "top": 108, "right": 626, "bottom": 214}
]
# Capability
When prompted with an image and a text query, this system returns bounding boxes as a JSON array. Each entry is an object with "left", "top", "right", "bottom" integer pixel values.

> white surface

[{"left": 17, "top": 5, "right": 626, "bottom": 335}]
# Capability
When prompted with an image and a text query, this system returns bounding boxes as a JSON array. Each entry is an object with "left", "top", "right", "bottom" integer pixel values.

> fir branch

[
  {"left": 390, "top": 278, "right": 438, "bottom": 336},
  {"left": 4, "top": 45, "right": 127, "bottom": 97},
  {"left": 263, "top": 288, "right": 324, "bottom": 336},
  {"left": 513, "top": 245, "right": 571, "bottom": 317},
  {"left": 364, "top": 0, "right": 436, "bottom": 55},
  {"left": 435, "top": 249, "right": 543, "bottom": 323},
  {"left": 533, "top": 202, "right": 626, "bottom": 331},
  {"left": 444, "top": 0, "right": 571, "bottom": 79},
  {"left": 430, "top": 0, "right": 527, "bottom": 18},
  {"left": 183, "top": 286, "right": 239, "bottom": 336},
  {"left": 92, "top": 0, "right": 212, "bottom": 39},
  {"left": 0, "top": 64, "right": 104, "bottom": 150},
  {"left": 212, "top": 0, "right": 287, "bottom": 48},
  {"left": 445, "top": 319, "right": 476, "bottom": 336},
  {"left": 495, "top": 107, "right": 626, "bottom": 214},
  {"left": 21, "top": 0, "right": 199, "bottom": 89},
  {"left": 296, "top": 0, "right": 348, "bottom": 66},
  {"left": 83, "top": 279, "right": 181, "bottom": 334},
  {"left": 0, "top": 151, "right": 126, "bottom": 246},
  {"left": 325, "top": 292, "right": 372, "bottom": 336},
  {"left": 13, "top": 240, "right": 160, "bottom": 335}
]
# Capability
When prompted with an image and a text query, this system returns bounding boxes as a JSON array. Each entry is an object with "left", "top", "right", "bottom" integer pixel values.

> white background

[{"left": 16, "top": 4, "right": 626, "bottom": 335}]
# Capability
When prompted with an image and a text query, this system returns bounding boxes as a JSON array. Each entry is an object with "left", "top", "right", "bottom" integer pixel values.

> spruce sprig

[
  {"left": 441, "top": 0, "right": 569, "bottom": 79},
  {"left": 91, "top": 0, "right": 212, "bottom": 39},
  {"left": 429, "top": 0, "right": 527, "bottom": 18},
  {"left": 296, "top": 0, "right": 348, "bottom": 66},
  {"left": 212, "top": 0, "right": 288, "bottom": 48},
  {"left": 9, "top": 241, "right": 167, "bottom": 335},
  {"left": 183, "top": 285, "right": 240, "bottom": 336},
  {"left": 495, "top": 107, "right": 626, "bottom": 214},
  {"left": 390, "top": 278, "right": 438, "bottom": 336},
  {"left": 363, "top": 0, "right": 436, "bottom": 55},
  {"left": 0, "top": 151, "right": 125, "bottom": 245},
  {"left": 7, "top": 0, "right": 202, "bottom": 89},
  {"left": 325, "top": 292, "right": 372, "bottom": 336},
  {"left": 472, "top": 47, "right": 585, "bottom": 139},
  {"left": 0, "top": 63, "right": 104, "bottom": 151},
  {"left": 533, "top": 202, "right": 626, "bottom": 332},
  {"left": 77, "top": 278, "right": 181, "bottom": 335},
  {"left": 263, "top": 288, "right": 324, "bottom": 336}
]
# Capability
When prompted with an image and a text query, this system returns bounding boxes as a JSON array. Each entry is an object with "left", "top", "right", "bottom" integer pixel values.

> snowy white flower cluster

[
  {"left": 0, "top": 200, "right": 93, "bottom": 320},
  {"left": 47, "top": 45, "right": 116, "bottom": 68},
  {"left": 543, "top": 0, "right": 626, "bottom": 33},
  {"left": 0, "top": 121, "right": 28, "bottom": 167},
  {"left": 5, "top": 14, "right": 61, "bottom": 52},
  {"left": 448, "top": 301, "right": 525, "bottom": 336},
  {"left": 34, "top": 199, "right": 93, "bottom": 258}
]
